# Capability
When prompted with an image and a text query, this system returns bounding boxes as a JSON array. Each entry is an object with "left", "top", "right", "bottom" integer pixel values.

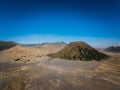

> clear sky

[{"left": 0, "top": 0, "right": 120, "bottom": 47}]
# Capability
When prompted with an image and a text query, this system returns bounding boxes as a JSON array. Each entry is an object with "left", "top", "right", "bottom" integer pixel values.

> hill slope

[
  {"left": 0, "top": 42, "right": 66, "bottom": 62},
  {"left": 0, "top": 41, "right": 17, "bottom": 51},
  {"left": 48, "top": 42, "right": 108, "bottom": 61}
]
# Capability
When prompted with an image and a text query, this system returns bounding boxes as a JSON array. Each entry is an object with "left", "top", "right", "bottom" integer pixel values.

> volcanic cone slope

[{"left": 48, "top": 42, "right": 108, "bottom": 61}]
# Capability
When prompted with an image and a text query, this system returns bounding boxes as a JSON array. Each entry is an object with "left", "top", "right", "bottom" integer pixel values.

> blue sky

[{"left": 0, "top": 0, "right": 120, "bottom": 47}]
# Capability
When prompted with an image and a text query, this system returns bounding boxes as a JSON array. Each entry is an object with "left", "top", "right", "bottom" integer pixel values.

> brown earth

[
  {"left": 0, "top": 51, "right": 119, "bottom": 90},
  {"left": 48, "top": 42, "right": 108, "bottom": 61},
  {"left": 0, "top": 43, "right": 66, "bottom": 63},
  {"left": 0, "top": 42, "right": 119, "bottom": 90}
]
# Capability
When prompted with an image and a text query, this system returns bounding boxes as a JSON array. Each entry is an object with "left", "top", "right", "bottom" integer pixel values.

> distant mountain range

[
  {"left": 21, "top": 41, "right": 67, "bottom": 47},
  {"left": 0, "top": 41, "right": 17, "bottom": 51},
  {"left": 1, "top": 40, "right": 120, "bottom": 54},
  {"left": 105, "top": 46, "right": 120, "bottom": 53}
]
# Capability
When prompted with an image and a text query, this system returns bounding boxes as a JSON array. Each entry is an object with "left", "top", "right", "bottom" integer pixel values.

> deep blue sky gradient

[{"left": 0, "top": 0, "right": 120, "bottom": 47}]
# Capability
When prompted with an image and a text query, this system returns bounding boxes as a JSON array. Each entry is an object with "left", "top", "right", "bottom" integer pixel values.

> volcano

[{"left": 48, "top": 41, "right": 108, "bottom": 61}]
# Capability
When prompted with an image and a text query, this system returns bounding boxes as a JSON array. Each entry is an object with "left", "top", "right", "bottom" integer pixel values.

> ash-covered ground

[{"left": 0, "top": 53, "right": 120, "bottom": 90}]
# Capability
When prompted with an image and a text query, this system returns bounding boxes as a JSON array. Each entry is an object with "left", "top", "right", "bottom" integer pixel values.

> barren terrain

[{"left": 0, "top": 45, "right": 120, "bottom": 90}]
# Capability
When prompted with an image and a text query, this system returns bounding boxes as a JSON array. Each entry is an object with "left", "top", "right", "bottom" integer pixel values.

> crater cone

[{"left": 48, "top": 41, "right": 108, "bottom": 61}]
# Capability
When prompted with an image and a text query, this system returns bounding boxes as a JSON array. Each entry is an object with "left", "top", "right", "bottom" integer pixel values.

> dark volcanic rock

[{"left": 48, "top": 41, "right": 108, "bottom": 61}]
